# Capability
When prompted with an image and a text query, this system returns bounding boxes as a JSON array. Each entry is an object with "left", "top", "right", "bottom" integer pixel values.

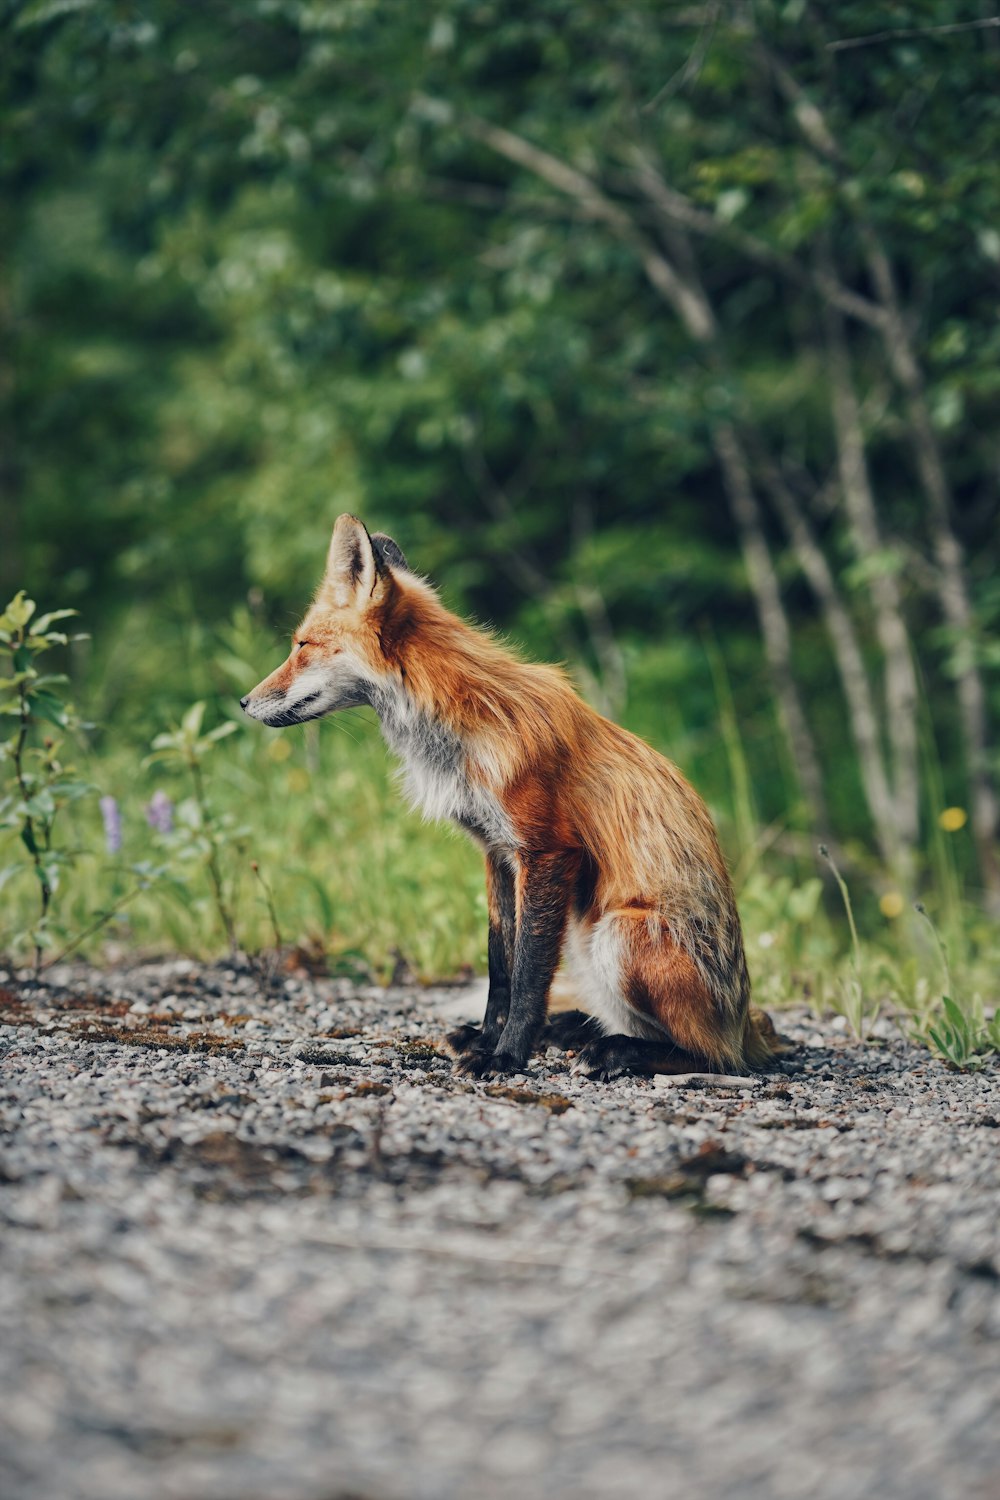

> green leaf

[
  {"left": 30, "top": 609, "right": 79, "bottom": 634},
  {"left": 941, "top": 996, "right": 969, "bottom": 1037},
  {"left": 30, "top": 692, "right": 70, "bottom": 729},
  {"left": 182, "top": 701, "right": 206, "bottom": 738},
  {"left": 0, "top": 592, "right": 35, "bottom": 631},
  {"left": 25, "top": 789, "right": 57, "bottom": 820}
]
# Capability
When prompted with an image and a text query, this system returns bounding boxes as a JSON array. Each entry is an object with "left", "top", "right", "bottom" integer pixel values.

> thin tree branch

[
  {"left": 625, "top": 153, "right": 887, "bottom": 331},
  {"left": 642, "top": 1, "right": 720, "bottom": 111},
  {"left": 459, "top": 112, "right": 715, "bottom": 340},
  {"left": 828, "top": 18, "right": 1000, "bottom": 53}
]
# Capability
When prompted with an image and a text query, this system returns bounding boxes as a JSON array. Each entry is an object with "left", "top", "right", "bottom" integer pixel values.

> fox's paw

[
  {"left": 453, "top": 1045, "right": 528, "bottom": 1079},
  {"left": 572, "top": 1037, "right": 634, "bottom": 1082},
  {"left": 444, "top": 1023, "right": 485, "bottom": 1058}
]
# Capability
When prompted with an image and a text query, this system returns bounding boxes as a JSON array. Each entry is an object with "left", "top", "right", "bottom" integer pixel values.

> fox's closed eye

[{"left": 295, "top": 640, "right": 312, "bottom": 651}]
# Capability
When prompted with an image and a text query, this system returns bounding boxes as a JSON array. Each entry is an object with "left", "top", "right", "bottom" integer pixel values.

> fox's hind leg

[
  {"left": 567, "top": 909, "right": 744, "bottom": 1079},
  {"left": 574, "top": 1033, "right": 717, "bottom": 1080},
  {"left": 446, "top": 850, "right": 515, "bottom": 1062}
]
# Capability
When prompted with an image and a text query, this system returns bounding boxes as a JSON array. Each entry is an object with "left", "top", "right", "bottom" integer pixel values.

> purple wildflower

[
  {"left": 99, "top": 795, "right": 122, "bottom": 855},
  {"left": 145, "top": 788, "right": 173, "bottom": 835}
]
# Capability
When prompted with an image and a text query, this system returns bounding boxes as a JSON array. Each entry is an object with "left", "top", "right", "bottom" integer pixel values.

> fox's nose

[{"left": 240, "top": 695, "right": 250, "bottom": 711}]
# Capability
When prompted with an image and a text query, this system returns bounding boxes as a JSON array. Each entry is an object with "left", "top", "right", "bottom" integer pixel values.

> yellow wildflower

[{"left": 879, "top": 891, "right": 905, "bottom": 919}]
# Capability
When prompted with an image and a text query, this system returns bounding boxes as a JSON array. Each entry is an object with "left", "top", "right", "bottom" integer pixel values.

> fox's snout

[{"left": 241, "top": 657, "right": 369, "bottom": 727}]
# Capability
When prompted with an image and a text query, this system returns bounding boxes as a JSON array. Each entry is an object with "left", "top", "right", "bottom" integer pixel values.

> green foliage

[
  {"left": 0, "top": 590, "right": 91, "bottom": 967},
  {"left": 927, "top": 996, "right": 999, "bottom": 1073},
  {"left": 0, "top": 600, "right": 486, "bottom": 977},
  {"left": 0, "top": 590, "right": 165, "bottom": 971}
]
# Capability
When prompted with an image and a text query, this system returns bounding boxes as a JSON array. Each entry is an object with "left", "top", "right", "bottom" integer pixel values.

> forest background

[{"left": 3, "top": 1, "right": 999, "bottom": 1050}]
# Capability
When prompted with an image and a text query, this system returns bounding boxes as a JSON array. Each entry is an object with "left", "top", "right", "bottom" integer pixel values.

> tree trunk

[
  {"left": 760, "top": 45, "right": 1000, "bottom": 901},
  {"left": 711, "top": 421, "right": 830, "bottom": 829},
  {"left": 858, "top": 229, "right": 999, "bottom": 899},
  {"left": 823, "top": 297, "right": 920, "bottom": 866},
  {"left": 754, "top": 450, "right": 902, "bottom": 873}
]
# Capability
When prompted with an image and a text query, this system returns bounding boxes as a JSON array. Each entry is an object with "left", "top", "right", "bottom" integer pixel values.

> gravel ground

[{"left": 1, "top": 958, "right": 998, "bottom": 1500}]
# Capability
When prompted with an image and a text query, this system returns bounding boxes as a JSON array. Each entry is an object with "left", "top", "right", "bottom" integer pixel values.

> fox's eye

[{"left": 295, "top": 640, "right": 311, "bottom": 651}]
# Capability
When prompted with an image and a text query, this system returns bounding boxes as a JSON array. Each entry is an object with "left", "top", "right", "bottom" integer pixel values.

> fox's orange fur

[{"left": 243, "top": 515, "right": 780, "bottom": 1078}]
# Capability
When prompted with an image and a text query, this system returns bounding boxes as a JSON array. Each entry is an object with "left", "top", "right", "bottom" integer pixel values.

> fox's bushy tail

[{"left": 742, "top": 1005, "right": 788, "bottom": 1069}]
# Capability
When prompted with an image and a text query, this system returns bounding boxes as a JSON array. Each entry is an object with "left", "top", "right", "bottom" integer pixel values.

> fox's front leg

[
  {"left": 457, "top": 849, "right": 579, "bottom": 1077},
  {"left": 447, "top": 850, "right": 515, "bottom": 1060}
]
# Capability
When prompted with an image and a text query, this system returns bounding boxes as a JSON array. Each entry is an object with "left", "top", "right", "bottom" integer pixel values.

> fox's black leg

[
  {"left": 458, "top": 849, "right": 579, "bottom": 1076},
  {"left": 446, "top": 851, "right": 515, "bottom": 1059},
  {"left": 574, "top": 1034, "right": 718, "bottom": 1081},
  {"left": 541, "top": 1009, "right": 603, "bottom": 1051}
]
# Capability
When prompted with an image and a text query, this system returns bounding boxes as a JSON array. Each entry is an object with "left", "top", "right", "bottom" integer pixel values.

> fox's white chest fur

[{"left": 371, "top": 680, "right": 516, "bottom": 849}]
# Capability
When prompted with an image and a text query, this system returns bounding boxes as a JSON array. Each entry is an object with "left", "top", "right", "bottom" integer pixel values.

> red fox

[{"left": 241, "top": 514, "right": 780, "bottom": 1079}]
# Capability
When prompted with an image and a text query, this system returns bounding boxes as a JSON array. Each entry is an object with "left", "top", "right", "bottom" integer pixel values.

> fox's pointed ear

[
  {"left": 370, "top": 533, "right": 410, "bottom": 574},
  {"left": 325, "top": 514, "right": 378, "bottom": 609}
]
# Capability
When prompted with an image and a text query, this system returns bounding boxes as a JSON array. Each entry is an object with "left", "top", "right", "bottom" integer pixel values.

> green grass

[
  {"left": 1, "top": 708, "right": 486, "bottom": 980},
  {"left": 1, "top": 606, "right": 997, "bottom": 1069}
]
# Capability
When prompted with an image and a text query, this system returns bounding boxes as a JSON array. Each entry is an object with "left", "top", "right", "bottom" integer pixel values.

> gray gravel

[{"left": 1, "top": 958, "right": 998, "bottom": 1500}]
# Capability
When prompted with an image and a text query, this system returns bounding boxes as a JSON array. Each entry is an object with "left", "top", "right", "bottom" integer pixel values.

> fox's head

[{"left": 240, "top": 514, "right": 409, "bottom": 727}]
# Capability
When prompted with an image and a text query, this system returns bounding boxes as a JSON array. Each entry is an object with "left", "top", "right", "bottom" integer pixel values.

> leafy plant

[
  {"left": 926, "top": 996, "right": 999, "bottom": 1072},
  {"left": 0, "top": 592, "right": 91, "bottom": 969},
  {"left": 913, "top": 900, "right": 997, "bottom": 1070},
  {"left": 0, "top": 591, "right": 166, "bottom": 973}
]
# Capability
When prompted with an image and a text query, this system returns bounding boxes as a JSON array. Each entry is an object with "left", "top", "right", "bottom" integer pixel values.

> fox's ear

[
  {"left": 325, "top": 514, "right": 379, "bottom": 608},
  {"left": 371, "top": 533, "right": 410, "bottom": 574}
]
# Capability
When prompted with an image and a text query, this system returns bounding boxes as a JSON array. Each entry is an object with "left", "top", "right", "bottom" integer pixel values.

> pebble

[{"left": 0, "top": 958, "right": 997, "bottom": 1500}]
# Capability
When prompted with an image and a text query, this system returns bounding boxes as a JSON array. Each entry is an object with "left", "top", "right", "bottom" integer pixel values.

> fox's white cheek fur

[
  {"left": 283, "top": 665, "right": 339, "bottom": 711},
  {"left": 246, "top": 655, "right": 373, "bottom": 723}
]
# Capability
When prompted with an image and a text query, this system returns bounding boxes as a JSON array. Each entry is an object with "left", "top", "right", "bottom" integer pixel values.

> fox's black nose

[{"left": 240, "top": 695, "right": 250, "bottom": 710}]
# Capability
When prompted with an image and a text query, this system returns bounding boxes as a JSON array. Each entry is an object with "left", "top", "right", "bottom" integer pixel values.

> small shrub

[{"left": 0, "top": 591, "right": 163, "bottom": 972}]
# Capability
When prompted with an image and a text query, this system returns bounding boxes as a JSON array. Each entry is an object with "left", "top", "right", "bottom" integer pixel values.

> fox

[{"left": 241, "top": 514, "right": 781, "bottom": 1080}]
